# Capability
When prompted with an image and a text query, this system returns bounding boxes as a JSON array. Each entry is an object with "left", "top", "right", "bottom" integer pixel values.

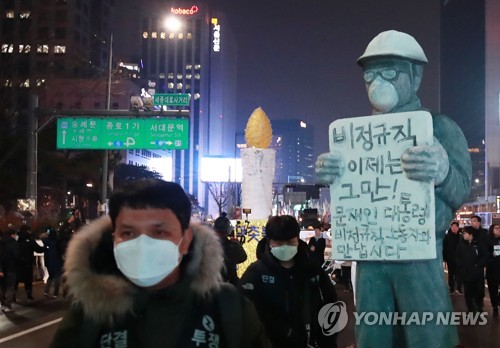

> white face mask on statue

[
  {"left": 368, "top": 78, "right": 399, "bottom": 113},
  {"left": 113, "top": 234, "right": 183, "bottom": 287},
  {"left": 271, "top": 245, "right": 298, "bottom": 262}
]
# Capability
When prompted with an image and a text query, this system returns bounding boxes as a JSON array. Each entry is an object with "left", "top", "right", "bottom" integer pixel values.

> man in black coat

[
  {"left": 213, "top": 213, "right": 247, "bottom": 286},
  {"left": 456, "top": 226, "right": 489, "bottom": 312},
  {"left": 0, "top": 229, "right": 19, "bottom": 312},
  {"left": 443, "top": 221, "right": 463, "bottom": 295},
  {"left": 240, "top": 215, "right": 338, "bottom": 348},
  {"left": 16, "top": 225, "right": 45, "bottom": 300}
]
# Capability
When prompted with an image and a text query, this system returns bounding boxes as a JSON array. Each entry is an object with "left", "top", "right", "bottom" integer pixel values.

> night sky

[{"left": 116, "top": 0, "right": 482, "bottom": 157}]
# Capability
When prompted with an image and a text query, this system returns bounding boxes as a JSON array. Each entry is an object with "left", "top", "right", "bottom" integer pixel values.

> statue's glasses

[{"left": 363, "top": 68, "right": 408, "bottom": 84}]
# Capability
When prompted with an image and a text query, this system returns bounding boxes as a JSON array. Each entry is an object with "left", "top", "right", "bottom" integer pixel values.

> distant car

[{"left": 298, "top": 208, "right": 321, "bottom": 229}]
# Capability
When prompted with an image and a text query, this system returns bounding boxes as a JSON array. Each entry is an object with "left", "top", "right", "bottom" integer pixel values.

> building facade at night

[
  {"left": 138, "top": 1, "right": 237, "bottom": 206},
  {"left": 270, "top": 119, "right": 315, "bottom": 185},
  {"left": 442, "top": 0, "right": 500, "bottom": 212}
]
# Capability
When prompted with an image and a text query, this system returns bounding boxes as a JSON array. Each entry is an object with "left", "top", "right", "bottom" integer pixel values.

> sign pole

[
  {"left": 27, "top": 94, "right": 38, "bottom": 216},
  {"left": 101, "top": 33, "right": 113, "bottom": 210}
]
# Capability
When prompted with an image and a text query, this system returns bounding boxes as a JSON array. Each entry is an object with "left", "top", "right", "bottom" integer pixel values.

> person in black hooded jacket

[
  {"left": 486, "top": 223, "right": 500, "bottom": 315},
  {"left": 443, "top": 221, "right": 463, "bottom": 295},
  {"left": 15, "top": 225, "right": 45, "bottom": 300},
  {"left": 456, "top": 226, "right": 489, "bottom": 313},
  {"left": 240, "top": 215, "right": 338, "bottom": 348},
  {"left": 213, "top": 212, "right": 247, "bottom": 286}
]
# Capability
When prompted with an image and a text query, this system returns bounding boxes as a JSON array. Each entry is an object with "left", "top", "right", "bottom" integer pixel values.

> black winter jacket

[
  {"left": 442, "top": 229, "right": 461, "bottom": 263},
  {"left": 0, "top": 235, "right": 19, "bottom": 273},
  {"left": 486, "top": 235, "right": 500, "bottom": 279},
  {"left": 50, "top": 217, "right": 271, "bottom": 348},
  {"left": 456, "top": 238, "right": 489, "bottom": 282},
  {"left": 240, "top": 241, "right": 337, "bottom": 348}
]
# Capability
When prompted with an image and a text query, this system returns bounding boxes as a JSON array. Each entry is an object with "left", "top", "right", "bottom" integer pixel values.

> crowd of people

[
  {"left": 0, "top": 222, "right": 73, "bottom": 312},
  {"left": 443, "top": 215, "right": 500, "bottom": 315}
]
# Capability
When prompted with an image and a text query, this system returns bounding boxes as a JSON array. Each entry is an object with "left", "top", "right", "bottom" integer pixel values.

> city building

[
  {"left": 0, "top": 0, "right": 114, "bottom": 88},
  {"left": 270, "top": 119, "right": 315, "bottom": 185},
  {"left": 442, "top": 0, "right": 500, "bottom": 213},
  {"left": 137, "top": 1, "right": 237, "bottom": 209}
]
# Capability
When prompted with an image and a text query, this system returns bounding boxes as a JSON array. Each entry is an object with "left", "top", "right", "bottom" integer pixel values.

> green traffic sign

[
  {"left": 57, "top": 117, "right": 189, "bottom": 150},
  {"left": 153, "top": 93, "right": 190, "bottom": 106}
]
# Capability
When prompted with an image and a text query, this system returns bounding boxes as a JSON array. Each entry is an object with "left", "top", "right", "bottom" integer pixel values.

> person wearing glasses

[{"left": 315, "top": 30, "right": 471, "bottom": 347}]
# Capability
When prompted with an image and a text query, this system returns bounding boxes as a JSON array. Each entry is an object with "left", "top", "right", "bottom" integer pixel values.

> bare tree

[{"left": 207, "top": 182, "right": 232, "bottom": 217}]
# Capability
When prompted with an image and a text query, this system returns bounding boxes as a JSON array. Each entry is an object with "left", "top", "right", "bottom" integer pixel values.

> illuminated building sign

[
  {"left": 170, "top": 5, "right": 198, "bottom": 15},
  {"left": 211, "top": 18, "right": 220, "bottom": 52}
]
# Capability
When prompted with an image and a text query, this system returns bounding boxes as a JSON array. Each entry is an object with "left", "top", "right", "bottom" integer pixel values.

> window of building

[
  {"left": 6, "top": 11, "right": 15, "bottom": 19},
  {"left": 194, "top": 73, "right": 201, "bottom": 80},
  {"left": 151, "top": 32, "right": 157, "bottom": 38},
  {"left": 20, "top": 11, "right": 31, "bottom": 18},
  {"left": 194, "top": 93, "right": 200, "bottom": 100},
  {"left": 1, "top": 44, "right": 13, "bottom": 53},
  {"left": 187, "top": 33, "right": 192, "bottom": 39},
  {"left": 167, "top": 82, "right": 174, "bottom": 89},
  {"left": 36, "top": 79, "right": 46, "bottom": 87},
  {"left": 55, "top": 10, "right": 66, "bottom": 21},
  {"left": 159, "top": 73, "right": 165, "bottom": 79},
  {"left": 54, "top": 45, "right": 66, "bottom": 54},
  {"left": 20, "top": 79, "right": 30, "bottom": 88},
  {"left": 36, "top": 61, "right": 49, "bottom": 70},
  {"left": 112, "top": 102, "right": 119, "bottom": 109},
  {"left": 37, "top": 27, "right": 49, "bottom": 39},
  {"left": 185, "top": 74, "right": 192, "bottom": 79},
  {"left": 178, "top": 33, "right": 183, "bottom": 39},
  {"left": 19, "top": 45, "right": 31, "bottom": 53},
  {"left": 160, "top": 32, "right": 166, "bottom": 39},
  {"left": 185, "top": 64, "right": 192, "bottom": 70},
  {"left": 55, "top": 28, "right": 66, "bottom": 39},
  {"left": 169, "top": 33, "right": 175, "bottom": 39},
  {"left": 37, "top": 44, "right": 49, "bottom": 54},
  {"left": 195, "top": 64, "right": 201, "bottom": 70},
  {"left": 3, "top": 79, "right": 12, "bottom": 87},
  {"left": 143, "top": 31, "right": 148, "bottom": 39},
  {"left": 167, "top": 73, "right": 174, "bottom": 79}
]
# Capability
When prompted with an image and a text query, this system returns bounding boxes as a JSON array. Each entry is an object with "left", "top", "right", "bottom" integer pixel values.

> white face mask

[
  {"left": 113, "top": 234, "right": 183, "bottom": 287},
  {"left": 271, "top": 245, "right": 298, "bottom": 262},
  {"left": 368, "top": 78, "right": 399, "bottom": 113}
]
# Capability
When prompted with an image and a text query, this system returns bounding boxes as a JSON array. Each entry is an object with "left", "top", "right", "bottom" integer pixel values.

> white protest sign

[{"left": 329, "top": 111, "right": 435, "bottom": 261}]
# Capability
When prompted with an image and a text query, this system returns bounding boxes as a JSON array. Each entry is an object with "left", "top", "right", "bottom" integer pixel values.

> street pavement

[{"left": 1, "top": 277, "right": 499, "bottom": 347}]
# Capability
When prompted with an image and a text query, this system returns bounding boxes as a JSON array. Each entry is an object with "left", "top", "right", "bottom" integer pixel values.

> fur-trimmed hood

[{"left": 63, "top": 216, "right": 224, "bottom": 324}]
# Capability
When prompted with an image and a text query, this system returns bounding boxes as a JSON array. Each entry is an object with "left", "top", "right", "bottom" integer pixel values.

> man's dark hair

[
  {"left": 109, "top": 179, "right": 191, "bottom": 230},
  {"left": 214, "top": 212, "right": 232, "bottom": 235},
  {"left": 471, "top": 215, "right": 482, "bottom": 223},
  {"left": 450, "top": 221, "right": 459, "bottom": 228},
  {"left": 265, "top": 215, "right": 301, "bottom": 241}
]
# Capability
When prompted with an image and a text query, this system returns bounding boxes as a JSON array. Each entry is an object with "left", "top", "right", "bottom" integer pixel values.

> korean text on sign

[{"left": 328, "top": 111, "right": 435, "bottom": 261}]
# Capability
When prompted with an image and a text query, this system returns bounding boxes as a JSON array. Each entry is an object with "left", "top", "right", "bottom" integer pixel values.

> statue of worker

[{"left": 316, "top": 30, "right": 472, "bottom": 347}]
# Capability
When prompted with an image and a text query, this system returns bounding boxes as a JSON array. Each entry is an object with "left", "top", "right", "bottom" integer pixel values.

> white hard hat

[{"left": 357, "top": 30, "right": 428, "bottom": 65}]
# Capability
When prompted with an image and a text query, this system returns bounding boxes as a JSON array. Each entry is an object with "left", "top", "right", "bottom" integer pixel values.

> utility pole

[
  {"left": 27, "top": 94, "right": 38, "bottom": 214},
  {"left": 101, "top": 33, "right": 113, "bottom": 210}
]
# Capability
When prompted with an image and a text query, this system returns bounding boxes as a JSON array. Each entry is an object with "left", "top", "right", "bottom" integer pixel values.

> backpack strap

[{"left": 216, "top": 283, "right": 242, "bottom": 348}]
